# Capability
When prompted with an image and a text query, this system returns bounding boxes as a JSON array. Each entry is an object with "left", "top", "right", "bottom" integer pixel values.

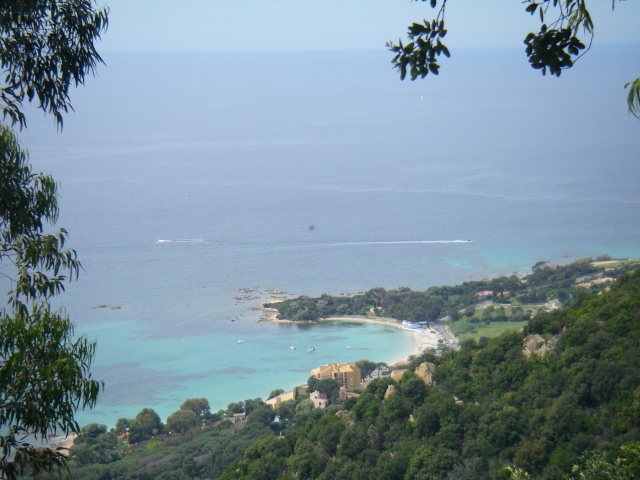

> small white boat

[
  {"left": 290, "top": 346, "right": 296, "bottom": 350},
  {"left": 307, "top": 346, "right": 316, "bottom": 352},
  {"left": 346, "top": 346, "right": 351, "bottom": 349},
  {"left": 237, "top": 340, "right": 244, "bottom": 344}
]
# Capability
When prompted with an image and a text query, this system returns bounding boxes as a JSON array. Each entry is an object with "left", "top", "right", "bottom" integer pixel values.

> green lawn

[{"left": 456, "top": 320, "right": 529, "bottom": 342}]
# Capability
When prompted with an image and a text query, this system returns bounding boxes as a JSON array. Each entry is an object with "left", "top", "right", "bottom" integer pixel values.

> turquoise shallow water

[
  {"left": 7, "top": 47, "right": 640, "bottom": 426},
  {"left": 86, "top": 317, "right": 415, "bottom": 423}
]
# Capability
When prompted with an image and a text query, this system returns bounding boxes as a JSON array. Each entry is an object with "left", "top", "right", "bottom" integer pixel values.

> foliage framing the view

[
  {"left": 387, "top": 0, "right": 640, "bottom": 119},
  {"left": 0, "top": 127, "right": 80, "bottom": 315},
  {"left": 0, "top": 125, "right": 103, "bottom": 480},
  {"left": 0, "top": 305, "right": 101, "bottom": 479},
  {"left": 0, "top": 1, "right": 108, "bottom": 477},
  {"left": 0, "top": 0, "right": 108, "bottom": 129}
]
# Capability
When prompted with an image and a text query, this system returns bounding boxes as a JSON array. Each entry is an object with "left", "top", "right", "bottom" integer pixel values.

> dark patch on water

[
  {"left": 289, "top": 367, "right": 313, "bottom": 373},
  {"left": 91, "top": 363, "right": 204, "bottom": 407},
  {"left": 211, "top": 366, "right": 257, "bottom": 375},
  {"left": 311, "top": 335, "right": 347, "bottom": 343}
]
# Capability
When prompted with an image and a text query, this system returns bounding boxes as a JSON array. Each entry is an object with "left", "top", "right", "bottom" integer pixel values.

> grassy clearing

[
  {"left": 592, "top": 258, "right": 640, "bottom": 268},
  {"left": 457, "top": 321, "right": 530, "bottom": 342}
]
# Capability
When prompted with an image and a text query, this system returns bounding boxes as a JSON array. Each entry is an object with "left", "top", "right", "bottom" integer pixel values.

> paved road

[
  {"left": 432, "top": 322, "right": 459, "bottom": 350},
  {"left": 545, "top": 299, "right": 560, "bottom": 310}
]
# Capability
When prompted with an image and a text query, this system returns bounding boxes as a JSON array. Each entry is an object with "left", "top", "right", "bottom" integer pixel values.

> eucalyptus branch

[{"left": 625, "top": 78, "right": 640, "bottom": 119}]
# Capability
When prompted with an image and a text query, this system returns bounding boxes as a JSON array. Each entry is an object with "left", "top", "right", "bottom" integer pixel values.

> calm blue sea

[{"left": 9, "top": 46, "right": 640, "bottom": 426}]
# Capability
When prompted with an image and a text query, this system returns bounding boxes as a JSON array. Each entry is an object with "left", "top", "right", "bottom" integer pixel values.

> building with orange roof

[{"left": 310, "top": 362, "right": 361, "bottom": 391}]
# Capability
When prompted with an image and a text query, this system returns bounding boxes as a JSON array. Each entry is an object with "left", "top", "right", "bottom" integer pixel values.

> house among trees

[
  {"left": 309, "top": 390, "right": 330, "bottom": 409},
  {"left": 265, "top": 390, "right": 296, "bottom": 409},
  {"left": 309, "top": 387, "right": 356, "bottom": 409},
  {"left": 310, "top": 362, "right": 361, "bottom": 391},
  {"left": 474, "top": 290, "right": 494, "bottom": 299},
  {"left": 578, "top": 277, "right": 615, "bottom": 288},
  {"left": 229, "top": 413, "right": 246, "bottom": 425}
]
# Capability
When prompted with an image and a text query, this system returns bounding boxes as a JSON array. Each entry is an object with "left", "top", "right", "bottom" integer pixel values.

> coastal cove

[
  {"left": 63, "top": 268, "right": 640, "bottom": 480},
  {"left": 76, "top": 304, "right": 420, "bottom": 426},
  {"left": 7, "top": 48, "right": 639, "bottom": 429}
]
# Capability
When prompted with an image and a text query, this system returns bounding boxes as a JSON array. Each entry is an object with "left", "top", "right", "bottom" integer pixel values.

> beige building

[
  {"left": 265, "top": 390, "right": 296, "bottom": 409},
  {"left": 474, "top": 290, "right": 494, "bottom": 299},
  {"left": 309, "top": 390, "right": 329, "bottom": 409},
  {"left": 310, "top": 387, "right": 358, "bottom": 409},
  {"left": 310, "top": 362, "right": 361, "bottom": 391}
]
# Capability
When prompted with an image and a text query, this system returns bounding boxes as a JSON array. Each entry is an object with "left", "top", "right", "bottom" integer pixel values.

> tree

[
  {"left": 0, "top": 306, "right": 101, "bottom": 476},
  {"left": 567, "top": 442, "right": 640, "bottom": 479},
  {"left": 319, "top": 379, "right": 341, "bottom": 402},
  {"left": 134, "top": 408, "right": 163, "bottom": 435},
  {"left": 356, "top": 359, "right": 378, "bottom": 382},
  {"left": 307, "top": 375, "right": 319, "bottom": 394},
  {"left": 0, "top": 128, "right": 102, "bottom": 479},
  {"left": 128, "top": 408, "right": 163, "bottom": 443},
  {"left": 307, "top": 376, "right": 341, "bottom": 403},
  {"left": 387, "top": 0, "right": 640, "bottom": 118},
  {"left": 507, "top": 441, "right": 640, "bottom": 479},
  {"left": 0, "top": 126, "right": 81, "bottom": 315},
  {"left": 268, "top": 389, "right": 285, "bottom": 400},
  {"left": 78, "top": 423, "right": 107, "bottom": 439},
  {"left": 399, "top": 375, "right": 428, "bottom": 407},
  {"left": 0, "top": 0, "right": 109, "bottom": 128},
  {"left": 180, "top": 397, "right": 211, "bottom": 417},
  {"left": 70, "top": 424, "right": 121, "bottom": 466},
  {"left": 0, "top": 1, "right": 108, "bottom": 477},
  {"left": 113, "top": 418, "right": 131, "bottom": 436},
  {"left": 242, "top": 398, "right": 264, "bottom": 415},
  {"left": 227, "top": 401, "right": 244, "bottom": 415},
  {"left": 166, "top": 409, "right": 200, "bottom": 435}
]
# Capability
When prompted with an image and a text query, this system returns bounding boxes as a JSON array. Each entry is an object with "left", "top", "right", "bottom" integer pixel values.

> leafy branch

[
  {"left": 625, "top": 77, "right": 640, "bottom": 119},
  {"left": 387, "top": 0, "right": 639, "bottom": 118},
  {"left": 386, "top": 0, "right": 449, "bottom": 80},
  {"left": 0, "top": 0, "right": 109, "bottom": 129},
  {"left": 522, "top": 0, "right": 593, "bottom": 77},
  {"left": 0, "top": 126, "right": 81, "bottom": 315}
]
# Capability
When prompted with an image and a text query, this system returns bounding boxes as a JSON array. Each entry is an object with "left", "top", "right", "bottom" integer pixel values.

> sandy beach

[
  {"left": 318, "top": 316, "right": 441, "bottom": 365},
  {"left": 257, "top": 307, "right": 442, "bottom": 365}
]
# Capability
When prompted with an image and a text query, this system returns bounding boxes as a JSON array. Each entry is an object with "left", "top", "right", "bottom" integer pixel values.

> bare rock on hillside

[
  {"left": 415, "top": 362, "right": 437, "bottom": 386},
  {"left": 523, "top": 334, "right": 556, "bottom": 357},
  {"left": 335, "top": 409, "right": 355, "bottom": 427},
  {"left": 384, "top": 384, "right": 396, "bottom": 400}
]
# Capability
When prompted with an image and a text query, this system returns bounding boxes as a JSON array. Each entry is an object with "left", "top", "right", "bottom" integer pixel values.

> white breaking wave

[{"left": 156, "top": 239, "right": 205, "bottom": 244}]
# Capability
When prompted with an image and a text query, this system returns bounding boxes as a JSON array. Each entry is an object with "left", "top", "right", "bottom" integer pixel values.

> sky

[{"left": 99, "top": 0, "right": 640, "bottom": 53}]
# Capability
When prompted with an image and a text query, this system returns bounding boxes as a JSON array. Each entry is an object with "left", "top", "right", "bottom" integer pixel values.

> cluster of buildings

[{"left": 266, "top": 362, "right": 363, "bottom": 410}]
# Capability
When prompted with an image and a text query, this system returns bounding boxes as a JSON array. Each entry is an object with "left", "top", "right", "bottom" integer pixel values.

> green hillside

[
  {"left": 57, "top": 266, "right": 640, "bottom": 480},
  {"left": 265, "top": 258, "right": 638, "bottom": 328},
  {"left": 220, "top": 269, "right": 640, "bottom": 479}
]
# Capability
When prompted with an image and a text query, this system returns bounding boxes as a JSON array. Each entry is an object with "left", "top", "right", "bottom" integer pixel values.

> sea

[{"left": 8, "top": 45, "right": 640, "bottom": 427}]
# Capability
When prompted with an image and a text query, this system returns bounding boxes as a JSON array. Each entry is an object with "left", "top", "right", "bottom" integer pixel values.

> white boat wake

[{"left": 156, "top": 239, "right": 205, "bottom": 244}]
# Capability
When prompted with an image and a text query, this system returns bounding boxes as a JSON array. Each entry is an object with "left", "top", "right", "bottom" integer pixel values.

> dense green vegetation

[
  {"left": 48, "top": 398, "right": 280, "bottom": 480},
  {"left": 219, "top": 268, "right": 640, "bottom": 479},
  {"left": 50, "top": 265, "right": 640, "bottom": 479},
  {"left": 265, "top": 258, "right": 638, "bottom": 327}
]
